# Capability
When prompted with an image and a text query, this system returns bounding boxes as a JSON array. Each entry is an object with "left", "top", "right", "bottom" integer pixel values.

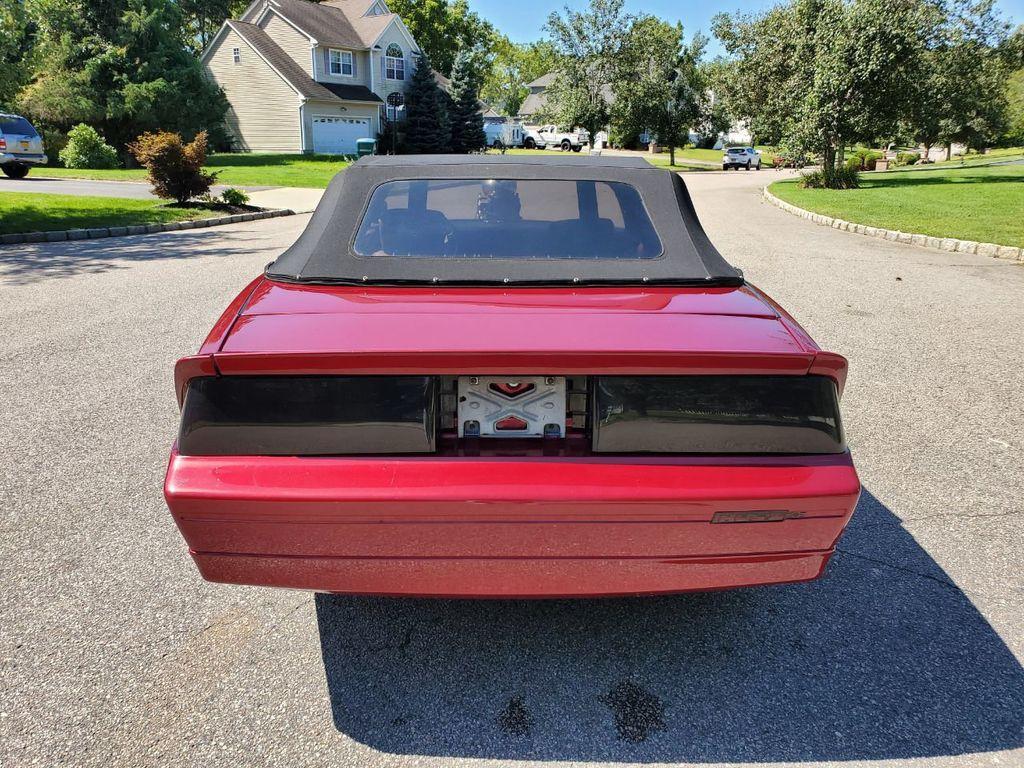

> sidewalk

[{"left": 247, "top": 186, "right": 324, "bottom": 213}]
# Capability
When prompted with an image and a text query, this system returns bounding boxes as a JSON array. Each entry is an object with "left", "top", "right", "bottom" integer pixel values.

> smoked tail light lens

[
  {"left": 177, "top": 376, "right": 437, "bottom": 456},
  {"left": 591, "top": 375, "right": 845, "bottom": 454}
]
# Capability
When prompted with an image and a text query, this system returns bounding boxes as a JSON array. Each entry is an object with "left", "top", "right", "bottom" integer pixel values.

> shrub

[
  {"left": 893, "top": 151, "right": 919, "bottom": 167},
  {"left": 40, "top": 128, "right": 69, "bottom": 165},
  {"left": 798, "top": 165, "right": 860, "bottom": 189},
  {"left": 128, "top": 131, "right": 216, "bottom": 204},
  {"left": 220, "top": 187, "right": 249, "bottom": 206},
  {"left": 847, "top": 148, "right": 882, "bottom": 171},
  {"left": 58, "top": 124, "right": 119, "bottom": 169}
]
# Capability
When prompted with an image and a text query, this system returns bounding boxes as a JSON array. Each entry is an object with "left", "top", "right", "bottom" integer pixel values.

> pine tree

[
  {"left": 448, "top": 50, "right": 486, "bottom": 153},
  {"left": 403, "top": 54, "right": 448, "bottom": 154}
]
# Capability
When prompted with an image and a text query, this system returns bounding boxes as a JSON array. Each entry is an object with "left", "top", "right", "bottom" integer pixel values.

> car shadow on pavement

[{"left": 315, "top": 489, "right": 1023, "bottom": 763}]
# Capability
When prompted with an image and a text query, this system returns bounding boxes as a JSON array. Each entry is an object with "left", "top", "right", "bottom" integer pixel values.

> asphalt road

[
  {"left": 1, "top": 169, "right": 1021, "bottom": 768},
  {"left": 0, "top": 175, "right": 270, "bottom": 198}
]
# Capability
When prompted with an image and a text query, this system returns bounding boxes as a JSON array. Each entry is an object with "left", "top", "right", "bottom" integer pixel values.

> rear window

[
  {"left": 727, "top": 148, "right": 746, "bottom": 154},
  {"left": 353, "top": 178, "right": 662, "bottom": 260},
  {"left": 0, "top": 116, "right": 37, "bottom": 136}
]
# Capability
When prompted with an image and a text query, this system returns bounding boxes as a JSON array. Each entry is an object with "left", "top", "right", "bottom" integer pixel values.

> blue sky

[{"left": 471, "top": 0, "right": 1024, "bottom": 57}]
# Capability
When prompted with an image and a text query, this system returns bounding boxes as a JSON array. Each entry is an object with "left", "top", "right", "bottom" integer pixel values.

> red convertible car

[{"left": 165, "top": 155, "right": 860, "bottom": 597}]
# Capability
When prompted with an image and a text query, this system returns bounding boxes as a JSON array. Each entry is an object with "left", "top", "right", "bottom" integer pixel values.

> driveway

[{"left": 2, "top": 169, "right": 1021, "bottom": 768}]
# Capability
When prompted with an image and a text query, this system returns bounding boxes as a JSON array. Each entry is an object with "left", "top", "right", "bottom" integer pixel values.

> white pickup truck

[{"left": 523, "top": 125, "right": 589, "bottom": 152}]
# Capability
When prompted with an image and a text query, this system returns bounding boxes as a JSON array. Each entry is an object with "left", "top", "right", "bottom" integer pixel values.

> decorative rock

[
  {"left": 45, "top": 231, "right": 67, "bottom": 242},
  {"left": 66, "top": 229, "right": 89, "bottom": 241},
  {"left": 940, "top": 238, "right": 959, "bottom": 251},
  {"left": 1, "top": 233, "right": 26, "bottom": 244},
  {"left": 996, "top": 245, "right": 1022, "bottom": 260},
  {"left": 975, "top": 242, "right": 999, "bottom": 258},
  {"left": 127, "top": 225, "right": 146, "bottom": 235},
  {"left": 87, "top": 228, "right": 110, "bottom": 239},
  {"left": 24, "top": 232, "right": 46, "bottom": 243},
  {"left": 108, "top": 227, "right": 128, "bottom": 237}
]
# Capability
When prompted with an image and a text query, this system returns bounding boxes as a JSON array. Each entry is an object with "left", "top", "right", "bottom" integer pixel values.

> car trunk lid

[{"left": 212, "top": 282, "right": 819, "bottom": 376}]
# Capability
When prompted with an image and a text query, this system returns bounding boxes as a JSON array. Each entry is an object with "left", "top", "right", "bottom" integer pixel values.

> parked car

[
  {"left": 528, "top": 124, "right": 589, "bottom": 152},
  {"left": 521, "top": 126, "right": 548, "bottom": 150},
  {"left": 483, "top": 118, "right": 524, "bottom": 150},
  {"left": 0, "top": 113, "right": 47, "bottom": 179},
  {"left": 722, "top": 146, "right": 761, "bottom": 170},
  {"left": 165, "top": 154, "right": 859, "bottom": 598}
]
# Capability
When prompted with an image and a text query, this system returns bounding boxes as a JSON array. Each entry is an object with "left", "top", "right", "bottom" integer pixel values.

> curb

[
  {"left": 761, "top": 185, "right": 1023, "bottom": 262},
  {"left": 0, "top": 208, "right": 296, "bottom": 247}
]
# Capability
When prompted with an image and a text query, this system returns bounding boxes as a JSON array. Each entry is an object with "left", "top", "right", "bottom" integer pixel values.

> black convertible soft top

[{"left": 266, "top": 155, "right": 743, "bottom": 286}]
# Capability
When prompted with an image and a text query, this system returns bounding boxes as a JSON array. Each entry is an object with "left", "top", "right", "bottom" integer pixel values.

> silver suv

[
  {"left": 722, "top": 146, "right": 761, "bottom": 171},
  {"left": 1, "top": 113, "right": 47, "bottom": 179}
]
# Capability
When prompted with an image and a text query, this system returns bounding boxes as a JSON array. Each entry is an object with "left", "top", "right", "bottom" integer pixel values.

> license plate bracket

[{"left": 457, "top": 376, "right": 566, "bottom": 438}]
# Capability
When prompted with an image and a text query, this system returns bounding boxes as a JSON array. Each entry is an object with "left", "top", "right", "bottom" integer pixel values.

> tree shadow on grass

[
  {"left": 315, "top": 489, "right": 1023, "bottom": 763},
  {"left": 208, "top": 153, "right": 353, "bottom": 167},
  {"left": 861, "top": 171, "right": 1024, "bottom": 190}
]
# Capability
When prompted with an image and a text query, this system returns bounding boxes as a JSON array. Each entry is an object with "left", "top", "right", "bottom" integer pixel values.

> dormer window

[
  {"left": 385, "top": 43, "right": 405, "bottom": 81},
  {"left": 329, "top": 48, "right": 354, "bottom": 76}
]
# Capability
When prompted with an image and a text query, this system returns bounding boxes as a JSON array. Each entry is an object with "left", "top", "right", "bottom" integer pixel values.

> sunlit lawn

[
  {"left": 38, "top": 153, "right": 352, "bottom": 189},
  {"left": 0, "top": 192, "right": 221, "bottom": 235},
  {"left": 770, "top": 163, "right": 1024, "bottom": 247}
]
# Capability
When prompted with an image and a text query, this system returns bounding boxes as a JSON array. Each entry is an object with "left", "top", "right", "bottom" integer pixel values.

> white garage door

[{"left": 311, "top": 116, "right": 371, "bottom": 154}]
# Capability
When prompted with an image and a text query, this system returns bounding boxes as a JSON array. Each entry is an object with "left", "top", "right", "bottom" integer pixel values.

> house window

[
  {"left": 386, "top": 104, "right": 405, "bottom": 122},
  {"left": 329, "top": 49, "right": 353, "bottom": 76},
  {"left": 385, "top": 43, "right": 404, "bottom": 81},
  {"left": 232, "top": 47, "right": 241, "bottom": 64}
]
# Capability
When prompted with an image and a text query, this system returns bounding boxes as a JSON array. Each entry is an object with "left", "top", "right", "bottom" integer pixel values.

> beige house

[{"left": 202, "top": 0, "right": 422, "bottom": 154}]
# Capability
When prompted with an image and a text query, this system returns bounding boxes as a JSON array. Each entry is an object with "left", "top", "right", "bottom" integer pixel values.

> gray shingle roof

[
  {"left": 318, "top": 82, "right": 382, "bottom": 103},
  {"left": 526, "top": 72, "right": 556, "bottom": 89},
  {"left": 269, "top": 0, "right": 399, "bottom": 49},
  {"left": 229, "top": 21, "right": 342, "bottom": 101}
]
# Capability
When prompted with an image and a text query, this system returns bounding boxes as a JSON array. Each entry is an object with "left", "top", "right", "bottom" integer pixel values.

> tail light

[
  {"left": 0, "top": 137, "right": 6, "bottom": 151},
  {"left": 177, "top": 376, "right": 436, "bottom": 456},
  {"left": 591, "top": 376, "right": 845, "bottom": 454},
  {"left": 175, "top": 374, "right": 844, "bottom": 456}
]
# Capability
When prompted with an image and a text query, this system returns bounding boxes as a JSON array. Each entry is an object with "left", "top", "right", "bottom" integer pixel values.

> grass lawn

[
  {"left": 37, "top": 153, "right": 353, "bottom": 189},
  {"left": 0, "top": 192, "right": 225, "bottom": 235},
  {"left": 769, "top": 163, "right": 1024, "bottom": 247}
]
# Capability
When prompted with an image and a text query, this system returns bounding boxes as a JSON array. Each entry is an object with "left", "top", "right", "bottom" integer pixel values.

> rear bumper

[
  {"left": 165, "top": 451, "right": 860, "bottom": 597},
  {"left": 1, "top": 153, "right": 46, "bottom": 165}
]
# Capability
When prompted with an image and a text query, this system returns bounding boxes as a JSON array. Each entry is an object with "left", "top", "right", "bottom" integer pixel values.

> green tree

[
  {"left": 480, "top": 36, "right": 558, "bottom": 116},
  {"left": 1005, "top": 67, "right": 1024, "bottom": 146},
  {"left": 698, "top": 58, "right": 746, "bottom": 145},
  {"left": 178, "top": 0, "right": 250, "bottom": 53},
  {"left": 543, "top": 0, "right": 632, "bottom": 145},
  {"left": 448, "top": 49, "right": 485, "bottom": 152},
  {"left": 0, "top": 0, "right": 30, "bottom": 109},
  {"left": 714, "top": 0, "right": 932, "bottom": 185},
  {"left": 403, "top": 54, "right": 449, "bottom": 153},
  {"left": 612, "top": 16, "right": 707, "bottom": 163},
  {"left": 386, "top": 0, "right": 495, "bottom": 77},
  {"left": 17, "top": 0, "right": 228, "bottom": 151}
]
